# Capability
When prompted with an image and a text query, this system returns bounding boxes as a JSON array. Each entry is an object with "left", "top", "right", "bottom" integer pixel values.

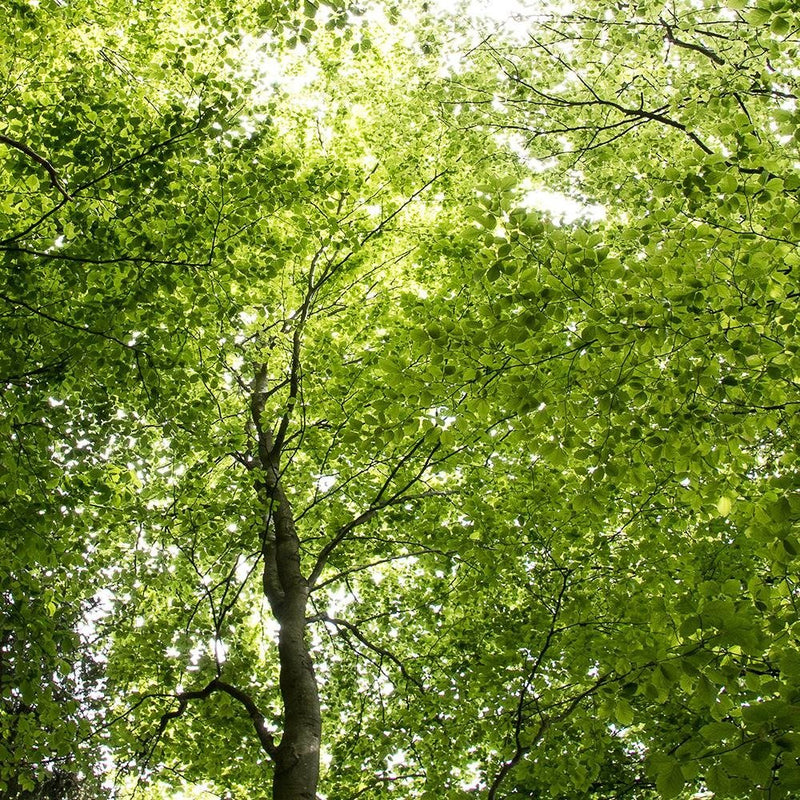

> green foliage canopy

[{"left": 1, "top": 0, "right": 798, "bottom": 798}]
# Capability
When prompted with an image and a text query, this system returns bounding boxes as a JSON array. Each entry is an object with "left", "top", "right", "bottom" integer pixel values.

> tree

[{"left": 1, "top": 0, "right": 798, "bottom": 798}]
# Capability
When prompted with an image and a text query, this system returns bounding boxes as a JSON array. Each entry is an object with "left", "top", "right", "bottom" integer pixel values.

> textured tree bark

[
  {"left": 251, "top": 357, "right": 321, "bottom": 799},
  {"left": 272, "top": 596, "right": 321, "bottom": 800},
  {"left": 264, "top": 482, "right": 321, "bottom": 800}
]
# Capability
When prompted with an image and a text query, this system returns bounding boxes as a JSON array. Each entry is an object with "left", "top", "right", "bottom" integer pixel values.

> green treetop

[{"left": 1, "top": 1, "right": 798, "bottom": 798}]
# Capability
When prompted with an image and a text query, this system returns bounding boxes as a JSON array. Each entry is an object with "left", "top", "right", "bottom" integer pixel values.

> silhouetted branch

[
  {"left": 310, "top": 613, "right": 424, "bottom": 690},
  {"left": 148, "top": 678, "right": 279, "bottom": 762},
  {"left": 0, "top": 133, "right": 73, "bottom": 200}
]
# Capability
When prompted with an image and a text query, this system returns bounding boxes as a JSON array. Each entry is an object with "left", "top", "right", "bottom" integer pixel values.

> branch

[
  {"left": 661, "top": 21, "right": 725, "bottom": 66},
  {"left": 0, "top": 354, "right": 70, "bottom": 385},
  {"left": 487, "top": 671, "right": 610, "bottom": 800},
  {"left": 73, "top": 107, "right": 215, "bottom": 196},
  {"left": 0, "top": 291, "right": 142, "bottom": 352},
  {"left": 306, "top": 434, "right": 442, "bottom": 587},
  {"left": 497, "top": 49, "right": 716, "bottom": 156},
  {"left": 2, "top": 107, "right": 215, "bottom": 246},
  {"left": 214, "top": 679, "right": 280, "bottom": 759},
  {"left": 0, "top": 244, "right": 210, "bottom": 267},
  {"left": 311, "top": 546, "right": 454, "bottom": 592},
  {"left": 487, "top": 568, "right": 571, "bottom": 799},
  {"left": 150, "top": 678, "right": 279, "bottom": 762},
  {"left": 311, "top": 613, "right": 424, "bottom": 690},
  {"left": 374, "top": 435, "right": 433, "bottom": 505},
  {"left": 307, "top": 488, "right": 448, "bottom": 588},
  {"left": 271, "top": 325, "right": 301, "bottom": 456},
  {"left": 360, "top": 170, "right": 446, "bottom": 247},
  {"left": 592, "top": 98, "right": 715, "bottom": 155},
  {"left": 303, "top": 171, "right": 445, "bottom": 308},
  {"left": 346, "top": 772, "right": 426, "bottom": 800},
  {"left": 0, "top": 133, "right": 73, "bottom": 200},
  {"left": 268, "top": 174, "right": 445, "bottom": 460},
  {"left": 272, "top": 245, "right": 326, "bottom": 458},
  {"left": 307, "top": 507, "right": 382, "bottom": 587}
]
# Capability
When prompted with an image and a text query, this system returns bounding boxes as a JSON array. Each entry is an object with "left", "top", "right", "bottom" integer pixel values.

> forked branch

[
  {"left": 308, "top": 482, "right": 446, "bottom": 589},
  {"left": 661, "top": 20, "right": 725, "bottom": 66}
]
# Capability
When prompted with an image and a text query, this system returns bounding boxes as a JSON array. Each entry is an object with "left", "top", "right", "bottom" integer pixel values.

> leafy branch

[
  {"left": 308, "top": 613, "right": 424, "bottom": 690},
  {"left": 0, "top": 132, "right": 73, "bottom": 200},
  {"left": 147, "top": 678, "right": 279, "bottom": 762},
  {"left": 307, "top": 443, "right": 444, "bottom": 588},
  {"left": 0, "top": 291, "right": 144, "bottom": 353}
]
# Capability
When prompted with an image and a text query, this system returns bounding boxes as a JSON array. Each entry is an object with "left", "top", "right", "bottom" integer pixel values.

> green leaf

[
  {"left": 656, "top": 764, "right": 685, "bottom": 799},
  {"left": 771, "top": 16, "right": 790, "bottom": 34},
  {"left": 749, "top": 740, "right": 772, "bottom": 761},
  {"left": 716, "top": 496, "right": 732, "bottom": 516},
  {"left": 746, "top": 7, "right": 771, "bottom": 24},
  {"left": 770, "top": 497, "right": 792, "bottom": 521},
  {"left": 614, "top": 699, "right": 635, "bottom": 726}
]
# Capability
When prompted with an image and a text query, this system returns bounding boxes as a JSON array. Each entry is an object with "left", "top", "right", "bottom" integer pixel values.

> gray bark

[
  {"left": 254, "top": 443, "right": 320, "bottom": 800},
  {"left": 268, "top": 485, "right": 321, "bottom": 800}
]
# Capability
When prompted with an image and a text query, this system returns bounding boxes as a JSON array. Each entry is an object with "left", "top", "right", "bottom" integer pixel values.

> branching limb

[
  {"left": 149, "top": 678, "right": 279, "bottom": 762},
  {"left": 271, "top": 323, "right": 302, "bottom": 456},
  {"left": 311, "top": 546, "right": 454, "bottom": 592},
  {"left": 251, "top": 172, "right": 446, "bottom": 469},
  {"left": 0, "top": 291, "right": 144, "bottom": 353},
  {"left": 307, "top": 489, "right": 448, "bottom": 588},
  {"left": 360, "top": 170, "right": 445, "bottom": 247},
  {"left": 2, "top": 106, "right": 216, "bottom": 246},
  {"left": 346, "top": 772, "right": 427, "bottom": 800},
  {"left": 310, "top": 613, "right": 424, "bottom": 691},
  {"left": 661, "top": 20, "right": 725, "bottom": 66},
  {"left": 0, "top": 245, "right": 211, "bottom": 267},
  {"left": 213, "top": 679, "right": 280, "bottom": 759},
  {"left": 0, "top": 132, "right": 73, "bottom": 200},
  {"left": 250, "top": 361, "right": 270, "bottom": 439},
  {"left": 487, "top": 566, "right": 571, "bottom": 800},
  {"left": 487, "top": 672, "right": 610, "bottom": 800}
]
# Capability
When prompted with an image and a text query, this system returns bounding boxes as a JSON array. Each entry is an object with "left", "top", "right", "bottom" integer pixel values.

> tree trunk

[
  {"left": 251, "top": 360, "right": 321, "bottom": 799},
  {"left": 272, "top": 602, "right": 321, "bottom": 800},
  {"left": 263, "top": 482, "right": 321, "bottom": 800}
]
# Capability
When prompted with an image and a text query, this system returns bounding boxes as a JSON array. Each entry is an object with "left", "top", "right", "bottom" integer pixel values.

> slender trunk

[
  {"left": 263, "top": 481, "right": 321, "bottom": 800},
  {"left": 251, "top": 361, "right": 321, "bottom": 798},
  {"left": 272, "top": 594, "right": 321, "bottom": 800}
]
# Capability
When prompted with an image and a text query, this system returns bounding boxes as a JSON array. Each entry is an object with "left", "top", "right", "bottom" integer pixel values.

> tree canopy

[{"left": 1, "top": 0, "right": 798, "bottom": 798}]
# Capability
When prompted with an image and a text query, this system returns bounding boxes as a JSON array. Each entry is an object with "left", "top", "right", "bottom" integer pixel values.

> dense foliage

[{"left": 1, "top": 0, "right": 798, "bottom": 798}]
